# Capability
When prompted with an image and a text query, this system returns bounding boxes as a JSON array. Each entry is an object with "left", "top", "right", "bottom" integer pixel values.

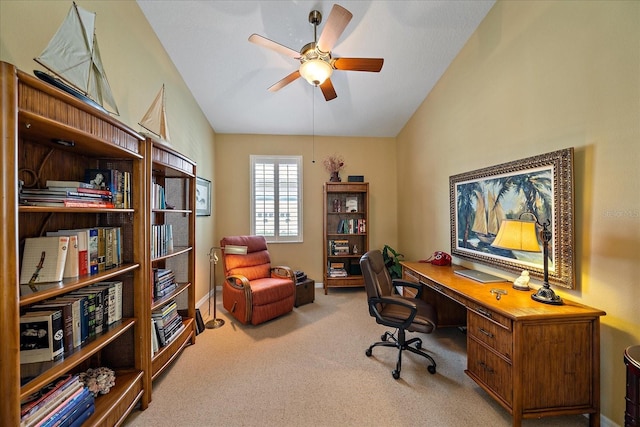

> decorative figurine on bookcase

[
  {"left": 323, "top": 154, "right": 345, "bottom": 182},
  {"left": 78, "top": 367, "right": 115, "bottom": 396}
]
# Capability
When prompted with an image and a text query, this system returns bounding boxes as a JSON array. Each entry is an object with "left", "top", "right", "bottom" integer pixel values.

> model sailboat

[
  {"left": 139, "top": 85, "right": 171, "bottom": 144},
  {"left": 34, "top": 2, "right": 119, "bottom": 115}
]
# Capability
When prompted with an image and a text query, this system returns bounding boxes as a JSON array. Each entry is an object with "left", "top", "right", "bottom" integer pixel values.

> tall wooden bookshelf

[
  {"left": 145, "top": 138, "right": 196, "bottom": 391},
  {"left": 0, "top": 62, "right": 149, "bottom": 425},
  {"left": 323, "top": 182, "right": 369, "bottom": 294}
]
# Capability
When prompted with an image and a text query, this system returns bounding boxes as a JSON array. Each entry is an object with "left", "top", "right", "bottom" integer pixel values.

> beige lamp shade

[{"left": 491, "top": 220, "right": 541, "bottom": 252}]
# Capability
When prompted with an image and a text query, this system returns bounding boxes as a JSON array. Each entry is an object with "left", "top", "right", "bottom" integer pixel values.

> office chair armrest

[
  {"left": 271, "top": 265, "right": 295, "bottom": 282},
  {"left": 369, "top": 296, "right": 418, "bottom": 330},
  {"left": 225, "top": 274, "right": 251, "bottom": 290},
  {"left": 392, "top": 279, "right": 423, "bottom": 298}
]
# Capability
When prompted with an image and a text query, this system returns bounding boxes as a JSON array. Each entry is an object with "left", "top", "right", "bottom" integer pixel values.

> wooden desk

[{"left": 402, "top": 262, "right": 606, "bottom": 427}]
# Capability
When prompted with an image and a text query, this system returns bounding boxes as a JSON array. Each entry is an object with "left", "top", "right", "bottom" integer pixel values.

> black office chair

[{"left": 360, "top": 250, "right": 437, "bottom": 379}]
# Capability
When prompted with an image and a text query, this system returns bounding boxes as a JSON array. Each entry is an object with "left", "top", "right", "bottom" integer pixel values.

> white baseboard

[{"left": 598, "top": 413, "right": 620, "bottom": 427}]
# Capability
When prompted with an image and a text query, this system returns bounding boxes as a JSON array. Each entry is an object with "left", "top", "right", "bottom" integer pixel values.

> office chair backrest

[{"left": 361, "top": 250, "right": 394, "bottom": 315}]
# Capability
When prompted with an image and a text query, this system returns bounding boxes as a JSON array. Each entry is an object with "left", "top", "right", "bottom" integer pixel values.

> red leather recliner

[{"left": 220, "top": 235, "right": 295, "bottom": 325}]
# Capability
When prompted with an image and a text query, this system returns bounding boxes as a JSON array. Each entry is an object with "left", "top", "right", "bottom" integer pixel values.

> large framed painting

[
  {"left": 450, "top": 148, "right": 575, "bottom": 289},
  {"left": 195, "top": 176, "right": 211, "bottom": 216}
]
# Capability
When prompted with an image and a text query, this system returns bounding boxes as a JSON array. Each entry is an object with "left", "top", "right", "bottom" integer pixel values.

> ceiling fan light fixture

[{"left": 300, "top": 58, "right": 333, "bottom": 86}]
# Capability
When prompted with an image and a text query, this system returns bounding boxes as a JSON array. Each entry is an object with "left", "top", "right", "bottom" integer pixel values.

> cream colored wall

[
  {"left": 215, "top": 134, "right": 397, "bottom": 283},
  {"left": 397, "top": 1, "right": 639, "bottom": 425},
  {"left": 0, "top": 0, "right": 217, "bottom": 307}
]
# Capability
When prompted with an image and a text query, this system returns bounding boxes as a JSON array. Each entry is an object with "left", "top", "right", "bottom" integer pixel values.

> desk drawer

[
  {"left": 421, "top": 277, "right": 468, "bottom": 306},
  {"left": 467, "top": 338, "right": 513, "bottom": 406},
  {"left": 467, "top": 301, "right": 511, "bottom": 331},
  {"left": 468, "top": 311, "right": 512, "bottom": 361}
]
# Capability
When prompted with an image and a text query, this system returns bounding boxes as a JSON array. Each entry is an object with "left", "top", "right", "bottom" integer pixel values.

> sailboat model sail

[
  {"left": 34, "top": 2, "right": 119, "bottom": 115},
  {"left": 139, "top": 85, "right": 171, "bottom": 143}
]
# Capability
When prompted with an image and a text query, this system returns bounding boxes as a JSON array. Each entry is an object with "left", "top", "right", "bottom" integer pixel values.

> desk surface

[{"left": 401, "top": 262, "right": 606, "bottom": 321}]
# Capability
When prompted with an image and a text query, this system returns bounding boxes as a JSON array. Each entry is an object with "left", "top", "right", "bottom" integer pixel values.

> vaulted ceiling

[{"left": 137, "top": 1, "right": 495, "bottom": 137}]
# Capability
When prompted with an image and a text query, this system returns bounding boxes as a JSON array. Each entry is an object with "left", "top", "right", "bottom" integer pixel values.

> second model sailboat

[{"left": 139, "top": 84, "right": 171, "bottom": 144}]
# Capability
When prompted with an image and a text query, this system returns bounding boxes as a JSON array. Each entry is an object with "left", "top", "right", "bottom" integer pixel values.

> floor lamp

[{"left": 205, "top": 245, "right": 247, "bottom": 329}]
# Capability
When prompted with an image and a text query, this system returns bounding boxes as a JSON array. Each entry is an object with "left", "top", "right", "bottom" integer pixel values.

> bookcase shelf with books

[
  {"left": 323, "top": 182, "right": 369, "bottom": 294},
  {"left": 144, "top": 138, "right": 196, "bottom": 385},
  {"left": 0, "top": 62, "right": 149, "bottom": 425}
]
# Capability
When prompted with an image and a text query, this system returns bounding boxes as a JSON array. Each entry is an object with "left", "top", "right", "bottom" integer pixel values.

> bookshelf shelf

[
  {"left": 151, "top": 246, "right": 193, "bottom": 262},
  {"left": 151, "top": 282, "right": 191, "bottom": 311},
  {"left": 19, "top": 264, "right": 140, "bottom": 307},
  {"left": 1, "top": 62, "right": 149, "bottom": 425},
  {"left": 150, "top": 318, "right": 194, "bottom": 380},
  {"left": 20, "top": 318, "right": 137, "bottom": 399},
  {"left": 323, "top": 182, "right": 369, "bottom": 294},
  {"left": 145, "top": 138, "right": 196, "bottom": 400}
]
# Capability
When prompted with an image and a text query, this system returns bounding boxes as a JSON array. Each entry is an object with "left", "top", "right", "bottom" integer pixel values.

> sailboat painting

[
  {"left": 139, "top": 85, "right": 171, "bottom": 144},
  {"left": 449, "top": 148, "right": 576, "bottom": 289},
  {"left": 34, "top": 2, "right": 119, "bottom": 115}
]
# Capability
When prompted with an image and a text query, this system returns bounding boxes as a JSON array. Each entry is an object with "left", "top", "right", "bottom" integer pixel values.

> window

[{"left": 250, "top": 155, "right": 303, "bottom": 242}]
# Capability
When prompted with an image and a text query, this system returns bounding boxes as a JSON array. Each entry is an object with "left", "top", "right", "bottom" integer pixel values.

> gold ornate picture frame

[{"left": 450, "top": 148, "right": 575, "bottom": 289}]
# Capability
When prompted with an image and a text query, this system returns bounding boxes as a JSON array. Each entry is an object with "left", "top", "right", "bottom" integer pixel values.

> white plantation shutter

[{"left": 250, "top": 155, "right": 303, "bottom": 242}]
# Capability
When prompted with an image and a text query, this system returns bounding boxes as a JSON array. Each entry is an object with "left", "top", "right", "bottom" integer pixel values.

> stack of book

[
  {"left": 152, "top": 300, "right": 185, "bottom": 349},
  {"left": 328, "top": 262, "right": 348, "bottom": 278},
  {"left": 336, "top": 218, "right": 366, "bottom": 234},
  {"left": 151, "top": 224, "right": 174, "bottom": 258},
  {"left": 329, "top": 239, "right": 350, "bottom": 256},
  {"left": 20, "top": 281, "right": 124, "bottom": 368},
  {"left": 20, "top": 374, "right": 95, "bottom": 427},
  {"left": 84, "top": 169, "right": 130, "bottom": 209},
  {"left": 151, "top": 180, "right": 166, "bottom": 209},
  {"left": 19, "top": 180, "right": 114, "bottom": 208},
  {"left": 45, "top": 227, "right": 122, "bottom": 278},
  {"left": 152, "top": 268, "right": 177, "bottom": 300}
]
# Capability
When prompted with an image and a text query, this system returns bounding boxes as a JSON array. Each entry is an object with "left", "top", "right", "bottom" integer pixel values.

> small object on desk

[
  {"left": 490, "top": 288, "right": 508, "bottom": 300},
  {"left": 513, "top": 270, "right": 531, "bottom": 291}
]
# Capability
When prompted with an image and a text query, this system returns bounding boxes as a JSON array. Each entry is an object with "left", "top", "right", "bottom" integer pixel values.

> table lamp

[
  {"left": 206, "top": 244, "right": 248, "bottom": 329},
  {"left": 492, "top": 213, "right": 563, "bottom": 305}
]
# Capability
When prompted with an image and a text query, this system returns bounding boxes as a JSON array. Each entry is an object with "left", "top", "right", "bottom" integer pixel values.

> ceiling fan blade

[
  {"left": 268, "top": 70, "right": 301, "bottom": 92},
  {"left": 317, "top": 4, "right": 353, "bottom": 53},
  {"left": 320, "top": 78, "right": 337, "bottom": 101},
  {"left": 333, "top": 58, "right": 384, "bottom": 72},
  {"left": 248, "top": 34, "right": 300, "bottom": 59}
]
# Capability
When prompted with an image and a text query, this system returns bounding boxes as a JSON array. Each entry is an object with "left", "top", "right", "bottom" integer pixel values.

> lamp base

[
  {"left": 531, "top": 285, "right": 563, "bottom": 305},
  {"left": 205, "top": 318, "right": 225, "bottom": 329}
]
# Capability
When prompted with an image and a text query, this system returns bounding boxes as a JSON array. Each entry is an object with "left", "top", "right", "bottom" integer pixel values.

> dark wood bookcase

[
  {"left": 322, "top": 182, "right": 369, "bottom": 294},
  {"left": 0, "top": 62, "right": 149, "bottom": 425},
  {"left": 145, "top": 138, "right": 196, "bottom": 389}
]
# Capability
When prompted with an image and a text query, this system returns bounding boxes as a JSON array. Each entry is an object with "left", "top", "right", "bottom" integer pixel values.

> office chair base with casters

[
  {"left": 366, "top": 328, "right": 437, "bottom": 379},
  {"left": 360, "top": 249, "right": 438, "bottom": 380}
]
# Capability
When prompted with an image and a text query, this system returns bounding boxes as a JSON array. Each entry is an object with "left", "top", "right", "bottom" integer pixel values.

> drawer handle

[
  {"left": 478, "top": 361, "right": 495, "bottom": 374},
  {"left": 478, "top": 327, "right": 494, "bottom": 338},
  {"left": 478, "top": 308, "right": 493, "bottom": 319}
]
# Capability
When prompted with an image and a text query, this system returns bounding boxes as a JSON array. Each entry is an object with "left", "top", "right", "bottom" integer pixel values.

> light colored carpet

[{"left": 124, "top": 288, "right": 590, "bottom": 427}]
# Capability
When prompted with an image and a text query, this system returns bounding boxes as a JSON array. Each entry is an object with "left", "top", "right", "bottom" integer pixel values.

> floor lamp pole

[{"left": 205, "top": 247, "right": 224, "bottom": 329}]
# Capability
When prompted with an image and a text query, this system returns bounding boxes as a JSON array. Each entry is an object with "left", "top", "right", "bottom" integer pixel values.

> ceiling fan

[{"left": 248, "top": 3, "right": 384, "bottom": 101}]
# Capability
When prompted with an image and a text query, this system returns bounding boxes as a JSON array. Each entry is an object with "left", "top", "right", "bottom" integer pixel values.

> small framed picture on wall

[{"left": 196, "top": 176, "right": 211, "bottom": 216}]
